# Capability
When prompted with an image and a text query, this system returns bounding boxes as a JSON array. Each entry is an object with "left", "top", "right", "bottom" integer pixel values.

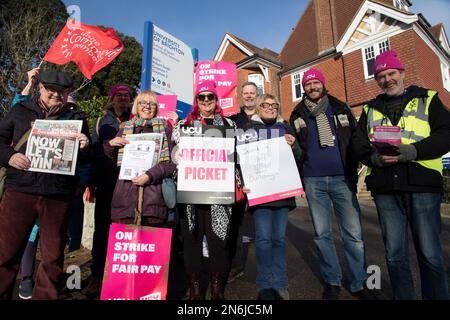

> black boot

[
  {"left": 209, "top": 272, "right": 225, "bottom": 300},
  {"left": 186, "top": 273, "right": 202, "bottom": 300}
]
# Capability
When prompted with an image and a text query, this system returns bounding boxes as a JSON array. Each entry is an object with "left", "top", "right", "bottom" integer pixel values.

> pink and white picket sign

[
  {"left": 373, "top": 125, "right": 402, "bottom": 145},
  {"left": 100, "top": 223, "right": 172, "bottom": 300},
  {"left": 195, "top": 61, "right": 238, "bottom": 116},
  {"left": 156, "top": 94, "right": 178, "bottom": 118}
]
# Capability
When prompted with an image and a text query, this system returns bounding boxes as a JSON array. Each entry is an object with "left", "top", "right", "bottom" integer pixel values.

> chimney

[{"left": 314, "top": 0, "right": 335, "bottom": 54}]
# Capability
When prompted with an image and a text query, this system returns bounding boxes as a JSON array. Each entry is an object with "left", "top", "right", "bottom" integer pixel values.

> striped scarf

[
  {"left": 117, "top": 117, "right": 170, "bottom": 166},
  {"left": 304, "top": 95, "right": 335, "bottom": 148}
]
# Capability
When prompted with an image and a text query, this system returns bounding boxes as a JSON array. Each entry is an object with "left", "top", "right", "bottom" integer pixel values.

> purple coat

[{"left": 105, "top": 123, "right": 176, "bottom": 221}]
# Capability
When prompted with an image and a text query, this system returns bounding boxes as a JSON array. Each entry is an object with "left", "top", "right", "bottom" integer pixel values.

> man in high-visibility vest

[{"left": 353, "top": 50, "right": 450, "bottom": 300}]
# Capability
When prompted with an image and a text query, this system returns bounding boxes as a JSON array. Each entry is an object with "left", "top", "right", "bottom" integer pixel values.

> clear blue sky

[{"left": 62, "top": 0, "right": 450, "bottom": 61}]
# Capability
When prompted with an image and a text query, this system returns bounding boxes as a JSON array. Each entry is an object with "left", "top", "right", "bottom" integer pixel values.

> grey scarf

[{"left": 304, "top": 95, "right": 335, "bottom": 148}]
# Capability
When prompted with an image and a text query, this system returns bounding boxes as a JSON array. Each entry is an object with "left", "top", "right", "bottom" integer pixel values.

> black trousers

[
  {"left": 90, "top": 185, "right": 114, "bottom": 277},
  {"left": 181, "top": 205, "right": 230, "bottom": 274}
]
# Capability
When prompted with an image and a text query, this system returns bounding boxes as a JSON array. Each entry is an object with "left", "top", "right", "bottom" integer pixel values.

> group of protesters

[{"left": 0, "top": 49, "right": 449, "bottom": 301}]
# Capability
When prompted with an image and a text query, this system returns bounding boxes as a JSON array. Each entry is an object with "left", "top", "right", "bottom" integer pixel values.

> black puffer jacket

[
  {"left": 289, "top": 94, "right": 359, "bottom": 191},
  {"left": 0, "top": 96, "right": 91, "bottom": 196},
  {"left": 352, "top": 86, "right": 450, "bottom": 194},
  {"left": 229, "top": 108, "right": 251, "bottom": 129}
]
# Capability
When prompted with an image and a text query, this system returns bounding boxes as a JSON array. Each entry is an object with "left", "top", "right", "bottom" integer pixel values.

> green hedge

[{"left": 77, "top": 96, "right": 111, "bottom": 131}]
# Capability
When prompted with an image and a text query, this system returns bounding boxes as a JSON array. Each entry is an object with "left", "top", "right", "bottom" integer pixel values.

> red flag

[{"left": 43, "top": 19, "right": 124, "bottom": 79}]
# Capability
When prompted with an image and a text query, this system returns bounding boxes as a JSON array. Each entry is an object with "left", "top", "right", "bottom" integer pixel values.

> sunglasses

[{"left": 197, "top": 93, "right": 216, "bottom": 102}]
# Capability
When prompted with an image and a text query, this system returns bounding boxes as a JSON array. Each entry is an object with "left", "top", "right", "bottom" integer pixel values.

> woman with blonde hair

[
  {"left": 242, "top": 93, "right": 302, "bottom": 300},
  {"left": 105, "top": 90, "right": 178, "bottom": 227}
]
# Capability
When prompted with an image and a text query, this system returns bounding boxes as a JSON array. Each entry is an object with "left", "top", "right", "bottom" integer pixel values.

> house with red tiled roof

[
  {"left": 214, "top": 32, "right": 283, "bottom": 108},
  {"left": 214, "top": 0, "right": 450, "bottom": 120}
]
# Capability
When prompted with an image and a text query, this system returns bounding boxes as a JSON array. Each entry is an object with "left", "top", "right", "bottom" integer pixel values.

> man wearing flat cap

[
  {"left": 0, "top": 69, "right": 91, "bottom": 300},
  {"left": 353, "top": 50, "right": 450, "bottom": 300}
]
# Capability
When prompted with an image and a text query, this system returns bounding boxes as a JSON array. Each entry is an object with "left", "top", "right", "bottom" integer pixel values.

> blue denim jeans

[
  {"left": 253, "top": 207, "right": 289, "bottom": 290},
  {"left": 303, "top": 176, "right": 367, "bottom": 292},
  {"left": 373, "top": 192, "right": 449, "bottom": 300}
]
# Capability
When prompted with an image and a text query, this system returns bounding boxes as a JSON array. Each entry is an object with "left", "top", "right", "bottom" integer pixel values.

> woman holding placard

[
  {"left": 105, "top": 90, "right": 178, "bottom": 226},
  {"left": 172, "top": 81, "right": 237, "bottom": 300},
  {"left": 241, "top": 93, "right": 302, "bottom": 300}
]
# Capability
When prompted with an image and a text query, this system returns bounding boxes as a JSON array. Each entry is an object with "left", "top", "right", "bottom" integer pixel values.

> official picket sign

[
  {"left": 177, "top": 125, "right": 235, "bottom": 205},
  {"left": 236, "top": 130, "right": 304, "bottom": 206},
  {"left": 195, "top": 61, "right": 237, "bottom": 116},
  {"left": 100, "top": 223, "right": 172, "bottom": 300}
]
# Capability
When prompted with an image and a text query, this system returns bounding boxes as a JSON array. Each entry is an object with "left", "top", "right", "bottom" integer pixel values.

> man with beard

[
  {"left": 353, "top": 50, "right": 450, "bottom": 300},
  {"left": 230, "top": 81, "right": 258, "bottom": 128},
  {"left": 289, "top": 69, "right": 368, "bottom": 300}
]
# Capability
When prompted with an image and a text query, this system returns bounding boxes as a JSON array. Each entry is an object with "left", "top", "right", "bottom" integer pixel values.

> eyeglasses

[
  {"left": 138, "top": 101, "right": 157, "bottom": 108},
  {"left": 197, "top": 93, "right": 216, "bottom": 102},
  {"left": 42, "top": 85, "right": 70, "bottom": 95},
  {"left": 260, "top": 103, "right": 279, "bottom": 110}
]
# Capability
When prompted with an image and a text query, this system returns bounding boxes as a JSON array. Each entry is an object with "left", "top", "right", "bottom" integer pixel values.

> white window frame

[
  {"left": 291, "top": 71, "right": 304, "bottom": 102},
  {"left": 248, "top": 74, "right": 265, "bottom": 96},
  {"left": 393, "top": 0, "right": 408, "bottom": 11},
  {"left": 362, "top": 39, "right": 390, "bottom": 79},
  {"left": 441, "top": 62, "right": 450, "bottom": 92}
]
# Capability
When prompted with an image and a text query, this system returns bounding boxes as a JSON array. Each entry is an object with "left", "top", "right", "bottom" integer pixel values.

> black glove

[
  {"left": 396, "top": 144, "right": 417, "bottom": 162},
  {"left": 370, "top": 152, "right": 386, "bottom": 167}
]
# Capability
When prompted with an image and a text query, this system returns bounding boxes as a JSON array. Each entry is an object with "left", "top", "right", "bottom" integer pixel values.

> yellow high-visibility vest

[{"left": 364, "top": 90, "right": 443, "bottom": 175}]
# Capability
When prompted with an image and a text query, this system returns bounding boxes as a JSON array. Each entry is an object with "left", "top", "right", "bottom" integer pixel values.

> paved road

[
  {"left": 14, "top": 199, "right": 450, "bottom": 300},
  {"left": 225, "top": 199, "right": 450, "bottom": 300}
]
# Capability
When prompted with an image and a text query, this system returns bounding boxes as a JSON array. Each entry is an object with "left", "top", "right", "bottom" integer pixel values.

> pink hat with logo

[
  {"left": 195, "top": 80, "right": 218, "bottom": 97},
  {"left": 302, "top": 69, "right": 326, "bottom": 88},
  {"left": 110, "top": 84, "right": 131, "bottom": 99},
  {"left": 374, "top": 50, "right": 404, "bottom": 76}
]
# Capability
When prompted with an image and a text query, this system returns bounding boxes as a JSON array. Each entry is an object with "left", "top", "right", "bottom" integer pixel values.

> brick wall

[
  {"left": 342, "top": 30, "right": 450, "bottom": 109},
  {"left": 220, "top": 43, "right": 248, "bottom": 64},
  {"left": 315, "top": 0, "right": 335, "bottom": 53},
  {"left": 342, "top": 50, "right": 383, "bottom": 107},
  {"left": 280, "top": 75, "right": 295, "bottom": 120},
  {"left": 413, "top": 32, "right": 450, "bottom": 107},
  {"left": 279, "top": 57, "right": 346, "bottom": 120},
  {"left": 264, "top": 68, "right": 280, "bottom": 98}
]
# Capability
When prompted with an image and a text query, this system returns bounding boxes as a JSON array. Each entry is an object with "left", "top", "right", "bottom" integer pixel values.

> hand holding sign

[
  {"left": 109, "top": 137, "right": 130, "bottom": 147},
  {"left": 8, "top": 153, "right": 31, "bottom": 171}
]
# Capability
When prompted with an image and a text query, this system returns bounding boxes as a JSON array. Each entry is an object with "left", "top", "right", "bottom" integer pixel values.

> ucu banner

[
  {"left": 235, "top": 127, "right": 286, "bottom": 146},
  {"left": 235, "top": 129, "right": 258, "bottom": 145},
  {"left": 180, "top": 126, "right": 202, "bottom": 136}
]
